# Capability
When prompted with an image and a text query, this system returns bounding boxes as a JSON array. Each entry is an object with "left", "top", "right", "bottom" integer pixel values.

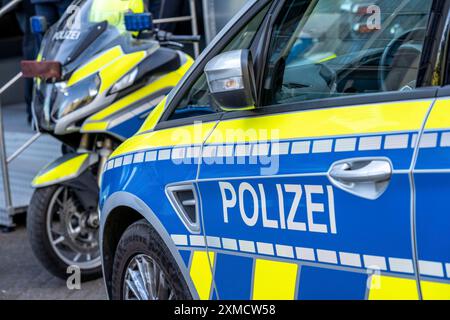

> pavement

[
  {"left": 0, "top": 225, "right": 107, "bottom": 300},
  {"left": 0, "top": 103, "right": 107, "bottom": 300}
]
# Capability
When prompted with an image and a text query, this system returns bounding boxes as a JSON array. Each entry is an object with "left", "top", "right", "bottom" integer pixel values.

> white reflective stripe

[
  {"left": 133, "top": 152, "right": 145, "bottom": 163},
  {"left": 107, "top": 160, "right": 114, "bottom": 170},
  {"left": 419, "top": 260, "right": 444, "bottom": 277},
  {"left": 189, "top": 235, "right": 205, "bottom": 247},
  {"left": 440, "top": 132, "right": 450, "bottom": 147},
  {"left": 334, "top": 138, "right": 357, "bottom": 152},
  {"left": 256, "top": 242, "right": 275, "bottom": 256},
  {"left": 312, "top": 140, "right": 333, "bottom": 153},
  {"left": 123, "top": 155, "right": 133, "bottom": 165},
  {"left": 410, "top": 134, "right": 417, "bottom": 148},
  {"left": 339, "top": 252, "right": 362, "bottom": 267},
  {"left": 171, "top": 234, "right": 188, "bottom": 246},
  {"left": 275, "top": 244, "right": 295, "bottom": 259},
  {"left": 317, "top": 249, "right": 338, "bottom": 264},
  {"left": 359, "top": 136, "right": 382, "bottom": 151},
  {"left": 186, "top": 146, "right": 201, "bottom": 158},
  {"left": 271, "top": 142, "right": 290, "bottom": 155},
  {"left": 363, "top": 255, "right": 387, "bottom": 271},
  {"left": 252, "top": 143, "right": 270, "bottom": 156},
  {"left": 172, "top": 147, "right": 186, "bottom": 160},
  {"left": 114, "top": 157, "right": 123, "bottom": 168},
  {"left": 158, "top": 149, "right": 171, "bottom": 160},
  {"left": 222, "top": 238, "right": 238, "bottom": 251},
  {"left": 446, "top": 263, "right": 450, "bottom": 278},
  {"left": 235, "top": 145, "right": 252, "bottom": 157},
  {"left": 419, "top": 133, "right": 438, "bottom": 148},
  {"left": 239, "top": 240, "right": 256, "bottom": 253},
  {"left": 202, "top": 146, "right": 217, "bottom": 158},
  {"left": 206, "top": 236, "right": 221, "bottom": 248},
  {"left": 291, "top": 141, "right": 310, "bottom": 154},
  {"left": 296, "top": 247, "right": 315, "bottom": 261},
  {"left": 388, "top": 258, "right": 414, "bottom": 274},
  {"left": 145, "top": 151, "right": 157, "bottom": 162},
  {"left": 384, "top": 134, "right": 409, "bottom": 149}
]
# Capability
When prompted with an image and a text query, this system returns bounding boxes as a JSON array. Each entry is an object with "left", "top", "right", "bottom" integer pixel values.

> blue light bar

[
  {"left": 124, "top": 13, "right": 153, "bottom": 32},
  {"left": 30, "top": 16, "right": 48, "bottom": 34}
]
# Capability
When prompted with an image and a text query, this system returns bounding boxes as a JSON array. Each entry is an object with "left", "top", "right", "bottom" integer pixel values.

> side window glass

[
  {"left": 262, "top": 0, "right": 434, "bottom": 106},
  {"left": 167, "top": 5, "right": 270, "bottom": 121}
]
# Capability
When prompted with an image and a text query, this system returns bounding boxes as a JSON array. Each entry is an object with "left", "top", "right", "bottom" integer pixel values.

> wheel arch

[{"left": 100, "top": 192, "right": 199, "bottom": 300}]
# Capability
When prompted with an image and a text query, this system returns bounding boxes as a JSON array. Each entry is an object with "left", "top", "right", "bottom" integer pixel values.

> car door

[
  {"left": 413, "top": 86, "right": 450, "bottom": 300},
  {"left": 196, "top": 0, "right": 442, "bottom": 300},
  {"left": 153, "top": 0, "right": 274, "bottom": 300}
]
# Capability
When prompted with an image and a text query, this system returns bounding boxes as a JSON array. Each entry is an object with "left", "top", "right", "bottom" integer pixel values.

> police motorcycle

[{"left": 21, "top": 0, "right": 197, "bottom": 280}]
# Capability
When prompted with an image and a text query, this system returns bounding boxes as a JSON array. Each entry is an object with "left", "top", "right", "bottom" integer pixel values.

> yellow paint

[
  {"left": 425, "top": 98, "right": 450, "bottom": 130},
  {"left": 252, "top": 259, "right": 298, "bottom": 300},
  {"left": 421, "top": 281, "right": 450, "bottom": 300},
  {"left": 68, "top": 46, "right": 123, "bottom": 87},
  {"left": 368, "top": 275, "right": 419, "bottom": 300},
  {"left": 138, "top": 96, "right": 167, "bottom": 133},
  {"left": 190, "top": 251, "right": 215, "bottom": 300},
  {"left": 98, "top": 50, "right": 146, "bottom": 93},
  {"left": 80, "top": 121, "right": 109, "bottom": 133},
  {"left": 111, "top": 121, "right": 217, "bottom": 157},
  {"left": 32, "top": 154, "right": 89, "bottom": 187},
  {"left": 207, "top": 100, "right": 431, "bottom": 144},
  {"left": 90, "top": 56, "right": 193, "bottom": 122}
]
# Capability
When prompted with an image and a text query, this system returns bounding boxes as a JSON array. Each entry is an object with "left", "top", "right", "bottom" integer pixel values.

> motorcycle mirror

[
  {"left": 124, "top": 13, "right": 153, "bottom": 32},
  {"left": 30, "top": 16, "right": 48, "bottom": 34},
  {"left": 21, "top": 60, "right": 62, "bottom": 80}
]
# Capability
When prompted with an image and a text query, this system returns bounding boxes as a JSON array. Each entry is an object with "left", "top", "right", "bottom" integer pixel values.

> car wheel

[
  {"left": 27, "top": 185, "right": 102, "bottom": 281},
  {"left": 111, "top": 219, "right": 192, "bottom": 300}
]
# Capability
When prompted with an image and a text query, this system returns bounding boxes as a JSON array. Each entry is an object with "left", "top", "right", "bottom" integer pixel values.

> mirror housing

[
  {"left": 204, "top": 49, "right": 256, "bottom": 111},
  {"left": 30, "top": 16, "right": 48, "bottom": 34},
  {"left": 124, "top": 13, "right": 153, "bottom": 32}
]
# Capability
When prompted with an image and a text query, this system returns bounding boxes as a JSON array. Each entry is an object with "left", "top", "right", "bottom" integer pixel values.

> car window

[
  {"left": 262, "top": 0, "right": 434, "bottom": 106},
  {"left": 167, "top": 5, "right": 271, "bottom": 121}
]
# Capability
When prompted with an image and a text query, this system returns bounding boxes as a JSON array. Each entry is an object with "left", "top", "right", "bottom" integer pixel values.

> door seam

[
  {"left": 195, "top": 118, "right": 222, "bottom": 300},
  {"left": 409, "top": 98, "right": 437, "bottom": 300}
]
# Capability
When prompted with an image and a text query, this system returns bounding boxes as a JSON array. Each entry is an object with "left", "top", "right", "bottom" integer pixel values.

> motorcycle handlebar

[
  {"left": 158, "top": 31, "right": 201, "bottom": 43},
  {"left": 167, "top": 35, "right": 201, "bottom": 43}
]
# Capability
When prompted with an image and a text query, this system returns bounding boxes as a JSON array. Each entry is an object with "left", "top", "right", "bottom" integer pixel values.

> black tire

[
  {"left": 112, "top": 219, "right": 192, "bottom": 300},
  {"left": 27, "top": 186, "right": 102, "bottom": 281}
]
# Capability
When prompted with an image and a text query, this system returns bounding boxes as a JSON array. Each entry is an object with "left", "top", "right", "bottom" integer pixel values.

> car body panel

[{"left": 414, "top": 97, "right": 450, "bottom": 300}]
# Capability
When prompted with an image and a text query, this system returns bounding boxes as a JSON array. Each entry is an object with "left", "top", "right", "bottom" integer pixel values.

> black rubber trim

[{"left": 221, "top": 87, "right": 439, "bottom": 121}]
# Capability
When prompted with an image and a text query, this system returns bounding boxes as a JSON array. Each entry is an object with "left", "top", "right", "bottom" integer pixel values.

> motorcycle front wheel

[{"left": 27, "top": 185, "right": 102, "bottom": 281}]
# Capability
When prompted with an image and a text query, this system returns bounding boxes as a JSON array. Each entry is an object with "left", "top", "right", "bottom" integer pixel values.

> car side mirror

[
  {"left": 124, "top": 13, "right": 153, "bottom": 32},
  {"left": 204, "top": 49, "right": 256, "bottom": 111},
  {"left": 30, "top": 16, "right": 48, "bottom": 34}
]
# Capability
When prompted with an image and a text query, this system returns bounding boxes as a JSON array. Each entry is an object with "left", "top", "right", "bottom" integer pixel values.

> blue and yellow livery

[{"left": 100, "top": 0, "right": 450, "bottom": 300}]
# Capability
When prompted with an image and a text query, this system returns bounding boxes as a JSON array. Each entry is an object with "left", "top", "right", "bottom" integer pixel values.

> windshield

[{"left": 40, "top": 0, "right": 145, "bottom": 68}]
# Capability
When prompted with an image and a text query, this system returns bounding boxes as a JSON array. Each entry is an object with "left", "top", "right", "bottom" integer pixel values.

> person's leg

[
  {"left": 34, "top": 3, "right": 58, "bottom": 48},
  {"left": 148, "top": 0, "right": 162, "bottom": 19},
  {"left": 56, "top": 0, "right": 72, "bottom": 17},
  {"left": 34, "top": 3, "right": 59, "bottom": 25}
]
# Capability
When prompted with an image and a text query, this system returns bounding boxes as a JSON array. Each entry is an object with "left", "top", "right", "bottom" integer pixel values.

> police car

[{"left": 99, "top": 0, "right": 450, "bottom": 300}]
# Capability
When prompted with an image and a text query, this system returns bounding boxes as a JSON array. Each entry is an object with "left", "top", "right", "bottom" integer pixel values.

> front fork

[{"left": 78, "top": 134, "right": 113, "bottom": 228}]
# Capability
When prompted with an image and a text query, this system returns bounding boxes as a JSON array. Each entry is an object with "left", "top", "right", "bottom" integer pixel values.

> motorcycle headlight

[
  {"left": 55, "top": 74, "right": 101, "bottom": 119},
  {"left": 110, "top": 68, "right": 138, "bottom": 94}
]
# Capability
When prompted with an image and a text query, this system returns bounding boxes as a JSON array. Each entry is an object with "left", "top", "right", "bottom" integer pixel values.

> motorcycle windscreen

[{"left": 39, "top": 0, "right": 147, "bottom": 68}]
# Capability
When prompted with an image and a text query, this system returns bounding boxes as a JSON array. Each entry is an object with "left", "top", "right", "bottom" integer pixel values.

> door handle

[
  {"left": 329, "top": 160, "right": 392, "bottom": 183},
  {"left": 327, "top": 158, "right": 392, "bottom": 200}
]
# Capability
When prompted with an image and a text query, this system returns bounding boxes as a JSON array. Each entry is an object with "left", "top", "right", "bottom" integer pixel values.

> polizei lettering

[
  {"left": 219, "top": 182, "right": 337, "bottom": 234},
  {"left": 53, "top": 30, "right": 81, "bottom": 41}
]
